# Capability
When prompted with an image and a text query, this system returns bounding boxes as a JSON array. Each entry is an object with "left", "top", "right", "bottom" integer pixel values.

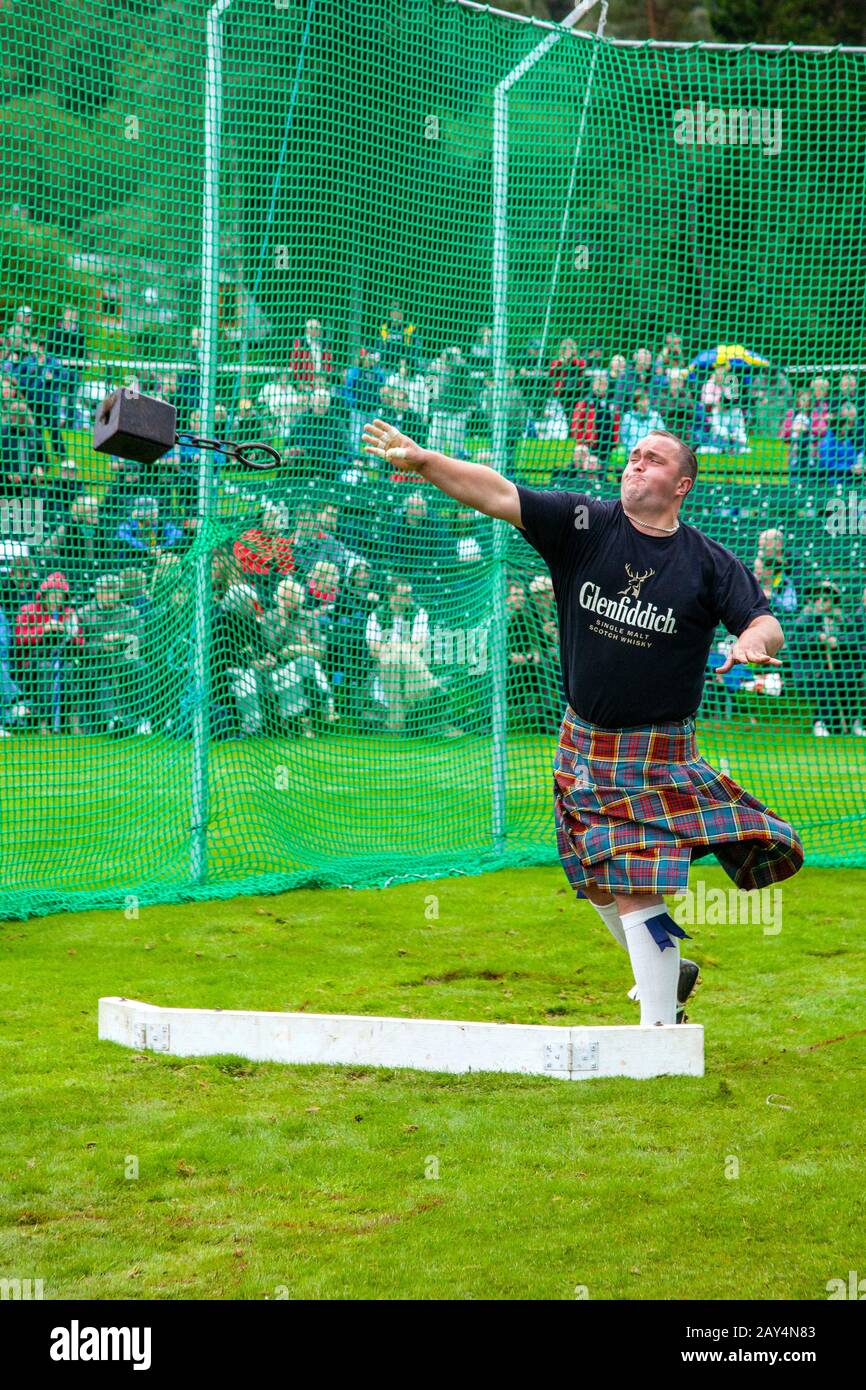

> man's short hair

[{"left": 647, "top": 429, "right": 698, "bottom": 488}]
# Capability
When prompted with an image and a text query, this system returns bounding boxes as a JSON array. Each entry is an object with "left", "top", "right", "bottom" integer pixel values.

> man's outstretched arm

[
  {"left": 362, "top": 417, "right": 523, "bottom": 527},
  {"left": 717, "top": 613, "right": 784, "bottom": 672}
]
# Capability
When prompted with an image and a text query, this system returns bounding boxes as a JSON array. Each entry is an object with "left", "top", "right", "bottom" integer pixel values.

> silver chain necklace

[{"left": 622, "top": 508, "right": 680, "bottom": 534}]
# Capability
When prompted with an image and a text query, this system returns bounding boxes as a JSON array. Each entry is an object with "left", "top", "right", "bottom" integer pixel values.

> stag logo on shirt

[{"left": 618, "top": 564, "right": 655, "bottom": 600}]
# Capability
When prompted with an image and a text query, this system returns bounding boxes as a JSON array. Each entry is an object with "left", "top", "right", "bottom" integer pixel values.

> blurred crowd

[{"left": 1, "top": 299, "right": 864, "bottom": 741}]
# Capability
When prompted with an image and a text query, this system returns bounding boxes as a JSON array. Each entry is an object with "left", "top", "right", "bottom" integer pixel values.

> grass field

[
  {"left": 1, "top": 859, "right": 864, "bottom": 1300},
  {"left": 1, "top": 716, "right": 864, "bottom": 918}
]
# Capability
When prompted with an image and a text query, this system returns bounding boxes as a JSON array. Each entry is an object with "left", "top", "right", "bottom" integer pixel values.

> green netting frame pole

[
  {"left": 191, "top": 0, "right": 235, "bottom": 885},
  {"left": 537, "top": 4, "right": 607, "bottom": 371},
  {"left": 490, "top": 1, "right": 599, "bottom": 854}
]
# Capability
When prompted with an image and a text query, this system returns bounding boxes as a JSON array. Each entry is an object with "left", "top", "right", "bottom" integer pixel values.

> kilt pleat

[{"left": 553, "top": 705, "right": 804, "bottom": 896}]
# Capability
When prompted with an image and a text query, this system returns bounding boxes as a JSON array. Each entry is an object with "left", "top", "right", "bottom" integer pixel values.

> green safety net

[{"left": 0, "top": 0, "right": 864, "bottom": 920}]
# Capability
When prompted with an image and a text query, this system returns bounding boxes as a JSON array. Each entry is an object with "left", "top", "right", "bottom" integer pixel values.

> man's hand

[
  {"left": 717, "top": 635, "right": 782, "bottom": 673},
  {"left": 362, "top": 417, "right": 426, "bottom": 471}
]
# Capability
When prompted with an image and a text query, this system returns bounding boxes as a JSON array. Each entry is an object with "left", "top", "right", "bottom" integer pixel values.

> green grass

[
  {"left": 1, "top": 718, "right": 864, "bottom": 918},
  {"left": 0, "top": 861, "right": 864, "bottom": 1300}
]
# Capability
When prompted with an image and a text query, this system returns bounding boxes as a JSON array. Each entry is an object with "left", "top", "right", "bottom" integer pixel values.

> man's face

[
  {"left": 391, "top": 584, "right": 411, "bottom": 612},
  {"left": 759, "top": 530, "right": 784, "bottom": 562},
  {"left": 635, "top": 348, "right": 651, "bottom": 373},
  {"left": 97, "top": 582, "right": 121, "bottom": 609},
  {"left": 506, "top": 584, "right": 525, "bottom": 612},
  {"left": 621, "top": 434, "right": 691, "bottom": 511},
  {"left": 42, "top": 584, "right": 66, "bottom": 610},
  {"left": 306, "top": 319, "right": 321, "bottom": 340}
]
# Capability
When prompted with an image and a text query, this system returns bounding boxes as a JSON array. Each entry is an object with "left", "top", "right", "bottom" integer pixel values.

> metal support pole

[
  {"left": 537, "top": 2, "right": 607, "bottom": 370},
  {"left": 191, "top": 0, "right": 235, "bottom": 885},
  {"left": 490, "top": 1, "right": 600, "bottom": 856}
]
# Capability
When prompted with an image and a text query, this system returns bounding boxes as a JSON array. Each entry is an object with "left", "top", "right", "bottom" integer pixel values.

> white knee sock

[
  {"left": 620, "top": 905, "right": 680, "bottom": 1026},
  {"left": 588, "top": 898, "right": 627, "bottom": 949}
]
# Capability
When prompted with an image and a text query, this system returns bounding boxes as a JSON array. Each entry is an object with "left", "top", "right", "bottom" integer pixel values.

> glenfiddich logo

[
  {"left": 619, "top": 563, "right": 655, "bottom": 600},
  {"left": 579, "top": 568, "right": 677, "bottom": 635}
]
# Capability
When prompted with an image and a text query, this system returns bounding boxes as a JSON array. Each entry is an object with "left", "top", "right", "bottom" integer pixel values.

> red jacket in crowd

[
  {"left": 570, "top": 400, "right": 621, "bottom": 447},
  {"left": 291, "top": 337, "right": 333, "bottom": 386},
  {"left": 232, "top": 529, "right": 296, "bottom": 579}
]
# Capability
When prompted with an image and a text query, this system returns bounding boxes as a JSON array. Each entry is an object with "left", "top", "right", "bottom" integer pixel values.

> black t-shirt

[{"left": 514, "top": 486, "right": 771, "bottom": 728}]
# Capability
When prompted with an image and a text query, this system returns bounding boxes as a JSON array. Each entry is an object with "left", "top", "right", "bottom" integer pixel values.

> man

[
  {"left": 290, "top": 318, "right": 333, "bottom": 388},
  {"left": 77, "top": 573, "right": 147, "bottom": 735},
  {"left": 619, "top": 391, "right": 666, "bottom": 456},
  {"left": 362, "top": 415, "right": 803, "bottom": 1027}
]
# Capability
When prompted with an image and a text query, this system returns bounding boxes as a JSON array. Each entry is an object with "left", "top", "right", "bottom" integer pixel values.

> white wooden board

[{"left": 98, "top": 997, "right": 704, "bottom": 1079}]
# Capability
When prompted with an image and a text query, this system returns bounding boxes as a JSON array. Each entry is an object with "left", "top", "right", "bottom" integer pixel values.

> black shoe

[{"left": 676, "top": 958, "right": 700, "bottom": 1023}]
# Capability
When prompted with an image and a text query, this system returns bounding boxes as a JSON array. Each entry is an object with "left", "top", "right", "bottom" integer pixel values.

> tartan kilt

[{"left": 553, "top": 704, "right": 804, "bottom": 897}]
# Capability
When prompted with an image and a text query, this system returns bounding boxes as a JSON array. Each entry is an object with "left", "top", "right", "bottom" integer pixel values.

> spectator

[
  {"left": 809, "top": 374, "right": 832, "bottom": 450},
  {"left": 380, "top": 381, "right": 428, "bottom": 456},
  {"left": 515, "top": 336, "right": 549, "bottom": 420},
  {"left": 620, "top": 348, "right": 654, "bottom": 412},
  {"left": 701, "top": 376, "right": 749, "bottom": 455},
  {"left": 343, "top": 348, "right": 386, "bottom": 456},
  {"left": 287, "top": 387, "right": 349, "bottom": 481},
  {"left": 790, "top": 579, "right": 855, "bottom": 737},
  {"left": 752, "top": 529, "right": 798, "bottom": 617},
  {"left": 780, "top": 389, "right": 815, "bottom": 470},
  {"left": 385, "top": 490, "right": 450, "bottom": 598},
  {"left": 257, "top": 367, "right": 310, "bottom": 441},
  {"left": 569, "top": 371, "right": 620, "bottom": 464},
  {"left": 0, "top": 574, "right": 23, "bottom": 735},
  {"left": 653, "top": 368, "right": 696, "bottom": 443},
  {"left": 535, "top": 393, "right": 571, "bottom": 441},
  {"left": 39, "top": 494, "right": 104, "bottom": 602},
  {"left": 365, "top": 576, "right": 456, "bottom": 736},
  {"left": 655, "top": 332, "right": 686, "bottom": 375},
  {"left": 426, "top": 347, "right": 473, "bottom": 457},
  {"left": 468, "top": 323, "right": 493, "bottom": 374},
  {"left": 581, "top": 340, "right": 606, "bottom": 392},
  {"left": 172, "top": 327, "right": 201, "bottom": 431},
  {"left": 550, "top": 442, "right": 600, "bottom": 490},
  {"left": 549, "top": 337, "right": 585, "bottom": 418},
  {"left": 608, "top": 353, "right": 629, "bottom": 412},
  {"left": 263, "top": 575, "right": 338, "bottom": 735},
  {"left": 76, "top": 574, "right": 147, "bottom": 735},
  {"left": 831, "top": 372, "right": 865, "bottom": 448},
  {"left": 378, "top": 301, "right": 422, "bottom": 372},
  {"left": 45, "top": 306, "right": 87, "bottom": 429},
  {"left": 384, "top": 355, "right": 430, "bottom": 424},
  {"left": 12, "top": 340, "right": 65, "bottom": 462},
  {"left": 232, "top": 502, "right": 296, "bottom": 605},
  {"left": 852, "top": 583, "right": 866, "bottom": 737},
  {"left": 818, "top": 405, "right": 863, "bottom": 474},
  {"left": 619, "top": 391, "right": 666, "bottom": 455},
  {"left": 478, "top": 364, "right": 528, "bottom": 470},
  {"left": 327, "top": 557, "right": 378, "bottom": 728},
  {"left": 748, "top": 365, "right": 792, "bottom": 438},
  {"left": 14, "top": 571, "right": 82, "bottom": 735},
  {"left": 526, "top": 574, "right": 566, "bottom": 732},
  {"left": 291, "top": 318, "right": 333, "bottom": 387},
  {"left": 116, "top": 496, "right": 184, "bottom": 568},
  {"left": 210, "top": 581, "right": 280, "bottom": 738},
  {"left": 506, "top": 577, "right": 561, "bottom": 731},
  {"left": 1, "top": 373, "right": 46, "bottom": 489},
  {"left": 700, "top": 364, "right": 728, "bottom": 413},
  {"left": 149, "top": 553, "right": 191, "bottom": 736},
  {"left": 43, "top": 458, "right": 85, "bottom": 531}
]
